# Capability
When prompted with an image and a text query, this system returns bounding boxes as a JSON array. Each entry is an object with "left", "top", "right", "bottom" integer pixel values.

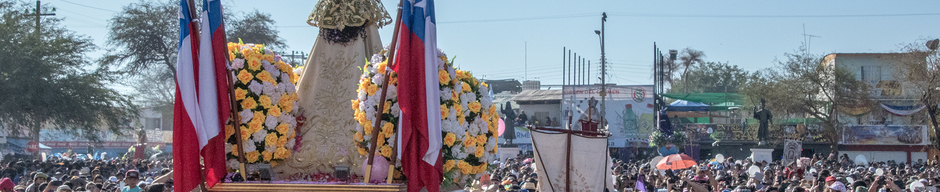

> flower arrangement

[
  {"left": 649, "top": 130, "right": 686, "bottom": 148},
  {"left": 223, "top": 42, "right": 299, "bottom": 169},
  {"left": 352, "top": 49, "right": 498, "bottom": 187},
  {"left": 352, "top": 50, "right": 400, "bottom": 163}
]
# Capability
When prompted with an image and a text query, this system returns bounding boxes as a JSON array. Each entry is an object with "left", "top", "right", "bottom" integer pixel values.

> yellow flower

[
  {"left": 240, "top": 126, "right": 250, "bottom": 141},
  {"left": 468, "top": 101, "right": 481, "bottom": 113},
  {"left": 277, "top": 135, "right": 288, "bottom": 147},
  {"left": 290, "top": 72, "right": 299, "bottom": 84},
  {"left": 269, "top": 106, "right": 282, "bottom": 117},
  {"left": 256, "top": 70, "right": 274, "bottom": 83},
  {"left": 458, "top": 161, "right": 472, "bottom": 174},
  {"left": 493, "top": 145, "right": 498, "bottom": 153},
  {"left": 363, "top": 121, "right": 373, "bottom": 134},
  {"left": 382, "top": 122, "right": 394, "bottom": 137},
  {"left": 461, "top": 82, "right": 471, "bottom": 93},
  {"left": 236, "top": 69, "right": 253, "bottom": 85},
  {"left": 380, "top": 145, "right": 393, "bottom": 158},
  {"left": 274, "top": 147, "right": 289, "bottom": 159},
  {"left": 279, "top": 93, "right": 293, "bottom": 112},
  {"left": 358, "top": 147, "right": 368, "bottom": 156},
  {"left": 438, "top": 70, "right": 450, "bottom": 85},
  {"left": 231, "top": 144, "right": 239, "bottom": 156},
  {"left": 265, "top": 133, "right": 279, "bottom": 146},
  {"left": 481, "top": 82, "right": 488, "bottom": 88},
  {"left": 275, "top": 123, "right": 289, "bottom": 134},
  {"left": 258, "top": 95, "right": 273, "bottom": 109},
  {"left": 462, "top": 134, "right": 475, "bottom": 147},
  {"left": 249, "top": 120, "right": 263, "bottom": 134},
  {"left": 234, "top": 88, "right": 248, "bottom": 101},
  {"left": 247, "top": 58, "right": 262, "bottom": 71},
  {"left": 453, "top": 104, "right": 462, "bottom": 114},
  {"left": 475, "top": 146, "right": 485, "bottom": 157},
  {"left": 488, "top": 106, "right": 497, "bottom": 116},
  {"left": 458, "top": 115, "right": 465, "bottom": 125},
  {"left": 262, "top": 54, "right": 275, "bottom": 63},
  {"left": 354, "top": 132, "right": 364, "bottom": 142},
  {"left": 246, "top": 151, "right": 260, "bottom": 163},
  {"left": 443, "top": 133, "right": 457, "bottom": 147},
  {"left": 351, "top": 100, "right": 360, "bottom": 110},
  {"left": 440, "top": 105, "right": 449, "bottom": 119},
  {"left": 443, "top": 160, "right": 456, "bottom": 172},
  {"left": 383, "top": 101, "right": 392, "bottom": 114},
  {"left": 367, "top": 84, "right": 378, "bottom": 96},
  {"left": 451, "top": 90, "right": 459, "bottom": 101},
  {"left": 240, "top": 98, "right": 257, "bottom": 110},
  {"left": 225, "top": 124, "right": 234, "bottom": 140},
  {"left": 262, "top": 151, "right": 273, "bottom": 161},
  {"left": 456, "top": 70, "right": 468, "bottom": 80},
  {"left": 377, "top": 61, "right": 388, "bottom": 75},
  {"left": 476, "top": 135, "right": 487, "bottom": 146},
  {"left": 359, "top": 81, "right": 371, "bottom": 92},
  {"left": 389, "top": 74, "right": 398, "bottom": 85}
]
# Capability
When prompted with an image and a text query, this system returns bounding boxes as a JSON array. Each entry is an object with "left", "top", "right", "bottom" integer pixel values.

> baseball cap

[
  {"left": 826, "top": 176, "right": 837, "bottom": 182},
  {"left": 34, "top": 172, "right": 49, "bottom": 179},
  {"left": 125, "top": 170, "right": 140, "bottom": 179}
]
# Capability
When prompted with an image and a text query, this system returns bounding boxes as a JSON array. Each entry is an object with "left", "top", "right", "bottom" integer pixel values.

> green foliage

[
  {"left": 741, "top": 46, "right": 871, "bottom": 146},
  {"left": 101, "top": 0, "right": 178, "bottom": 77},
  {"left": 226, "top": 10, "right": 286, "bottom": 52},
  {"left": 669, "top": 61, "right": 749, "bottom": 93},
  {"left": 0, "top": 1, "right": 136, "bottom": 142}
]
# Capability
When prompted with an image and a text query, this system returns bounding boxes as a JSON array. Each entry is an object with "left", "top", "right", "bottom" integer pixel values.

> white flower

[
  {"left": 248, "top": 80, "right": 263, "bottom": 94},
  {"left": 451, "top": 144, "right": 463, "bottom": 157},
  {"left": 294, "top": 68, "right": 304, "bottom": 77},
  {"left": 262, "top": 60, "right": 277, "bottom": 74},
  {"left": 251, "top": 130, "right": 266, "bottom": 143},
  {"left": 390, "top": 103, "right": 400, "bottom": 117},
  {"left": 225, "top": 143, "right": 233, "bottom": 153},
  {"left": 356, "top": 124, "right": 363, "bottom": 134},
  {"left": 387, "top": 133, "right": 397, "bottom": 148},
  {"left": 387, "top": 85, "right": 397, "bottom": 100},
  {"left": 269, "top": 93, "right": 282, "bottom": 105},
  {"left": 447, "top": 67, "right": 456, "bottom": 79},
  {"left": 278, "top": 114, "right": 292, "bottom": 125},
  {"left": 264, "top": 115, "right": 278, "bottom": 130},
  {"left": 358, "top": 89, "right": 367, "bottom": 101},
  {"left": 285, "top": 83, "right": 296, "bottom": 94},
  {"left": 264, "top": 145, "right": 276, "bottom": 153},
  {"left": 264, "top": 49, "right": 273, "bottom": 55},
  {"left": 262, "top": 81, "right": 277, "bottom": 96},
  {"left": 227, "top": 159, "right": 240, "bottom": 170},
  {"left": 440, "top": 87, "right": 451, "bottom": 101},
  {"left": 244, "top": 141, "right": 257, "bottom": 152},
  {"left": 485, "top": 139, "right": 496, "bottom": 151},
  {"left": 372, "top": 73, "right": 385, "bottom": 86},
  {"left": 232, "top": 58, "right": 245, "bottom": 69},
  {"left": 371, "top": 54, "right": 384, "bottom": 65},
  {"left": 239, "top": 109, "right": 253, "bottom": 124},
  {"left": 285, "top": 139, "right": 295, "bottom": 149}
]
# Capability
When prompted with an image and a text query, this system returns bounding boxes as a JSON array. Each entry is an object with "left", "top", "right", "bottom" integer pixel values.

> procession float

[{"left": 171, "top": 0, "right": 499, "bottom": 191}]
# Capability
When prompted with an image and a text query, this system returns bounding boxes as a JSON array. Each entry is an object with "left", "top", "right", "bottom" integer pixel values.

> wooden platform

[{"left": 208, "top": 183, "right": 406, "bottom": 192}]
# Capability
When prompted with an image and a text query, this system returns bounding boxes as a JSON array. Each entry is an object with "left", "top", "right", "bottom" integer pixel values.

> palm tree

[{"left": 679, "top": 48, "right": 705, "bottom": 92}]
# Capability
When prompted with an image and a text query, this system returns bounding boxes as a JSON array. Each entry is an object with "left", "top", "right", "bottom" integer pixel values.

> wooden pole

[
  {"left": 366, "top": 0, "right": 405, "bottom": 183},
  {"left": 385, "top": 9, "right": 404, "bottom": 184},
  {"left": 565, "top": 133, "right": 571, "bottom": 192}
]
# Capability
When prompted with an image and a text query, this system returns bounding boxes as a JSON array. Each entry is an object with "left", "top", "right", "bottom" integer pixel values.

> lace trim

[
  {"left": 318, "top": 25, "right": 368, "bottom": 45},
  {"left": 306, "top": 0, "right": 392, "bottom": 30}
]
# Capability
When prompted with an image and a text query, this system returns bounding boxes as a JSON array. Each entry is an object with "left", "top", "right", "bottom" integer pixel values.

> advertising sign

[
  {"left": 842, "top": 125, "right": 928, "bottom": 145},
  {"left": 562, "top": 85, "right": 654, "bottom": 147}
]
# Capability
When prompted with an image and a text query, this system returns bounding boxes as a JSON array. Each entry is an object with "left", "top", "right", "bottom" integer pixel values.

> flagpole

[
  {"left": 366, "top": 0, "right": 405, "bottom": 183},
  {"left": 185, "top": 0, "right": 248, "bottom": 180}
]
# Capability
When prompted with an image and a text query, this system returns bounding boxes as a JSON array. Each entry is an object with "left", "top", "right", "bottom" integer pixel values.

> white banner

[
  {"left": 562, "top": 85, "right": 654, "bottom": 147},
  {"left": 783, "top": 139, "right": 802, "bottom": 165},
  {"left": 531, "top": 130, "right": 615, "bottom": 192}
]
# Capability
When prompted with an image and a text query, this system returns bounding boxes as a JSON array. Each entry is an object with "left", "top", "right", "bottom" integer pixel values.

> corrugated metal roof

[{"left": 511, "top": 90, "right": 563, "bottom": 101}]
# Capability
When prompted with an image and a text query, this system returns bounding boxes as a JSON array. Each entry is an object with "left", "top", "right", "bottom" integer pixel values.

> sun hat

[{"left": 826, "top": 176, "right": 837, "bottom": 182}]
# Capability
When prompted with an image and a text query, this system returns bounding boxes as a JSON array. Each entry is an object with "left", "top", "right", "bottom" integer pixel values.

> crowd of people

[
  {"left": 0, "top": 154, "right": 173, "bottom": 192},
  {"left": 610, "top": 153, "right": 940, "bottom": 192}
]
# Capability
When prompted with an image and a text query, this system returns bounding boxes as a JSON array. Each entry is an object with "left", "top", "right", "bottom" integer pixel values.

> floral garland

[
  {"left": 223, "top": 42, "right": 299, "bottom": 169},
  {"left": 352, "top": 49, "right": 498, "bottom": 187}
]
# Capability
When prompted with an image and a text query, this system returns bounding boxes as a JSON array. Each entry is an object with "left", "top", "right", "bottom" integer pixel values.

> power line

[
  {"left": 58, "top": 0, "right": 118, "bottom": 13},
  {"left": 438, "top": 13, "right": 596, "bottom": 24}
]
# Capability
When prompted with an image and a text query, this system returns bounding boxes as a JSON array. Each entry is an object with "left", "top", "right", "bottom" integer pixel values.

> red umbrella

[{"left": 657, "top": 154, "right": 697, "bottom": 170}]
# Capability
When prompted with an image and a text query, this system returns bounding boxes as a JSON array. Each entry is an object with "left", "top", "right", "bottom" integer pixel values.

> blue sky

[{"left": 48, "top": 0, "right": 940, "bottom": 87}]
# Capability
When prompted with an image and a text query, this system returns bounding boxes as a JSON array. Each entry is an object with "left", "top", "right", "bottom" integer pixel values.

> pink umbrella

[{"left": 498, "top": 118, "right": 506, "bottom": 136}]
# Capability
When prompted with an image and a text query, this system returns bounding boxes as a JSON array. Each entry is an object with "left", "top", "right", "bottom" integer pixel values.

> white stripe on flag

[
  {"left": 177, "top": 35, "right": 203, "bottom": 144},
  {"left": 196, "top": 10, "right": 221, "bottom": 149},
  {"left": 422, "top": 16, "right": 441, "bottom": 166}
]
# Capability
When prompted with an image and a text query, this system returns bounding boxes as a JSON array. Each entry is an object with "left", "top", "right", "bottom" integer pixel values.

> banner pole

[{"left": 366, "top": 0, "right": 405, "bottom": 183}]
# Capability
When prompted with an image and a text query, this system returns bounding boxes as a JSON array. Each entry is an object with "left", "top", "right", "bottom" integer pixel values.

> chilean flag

[
  {"left": 391, "top": 0, "right": 443, "bottom": 191},
  {"left": 173, "top": 0, "right": 229, "bottom": 190}
]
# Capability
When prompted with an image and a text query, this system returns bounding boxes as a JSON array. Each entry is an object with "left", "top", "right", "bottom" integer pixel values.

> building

[{"left": 823, "top": 53, "right": 931, "bottom": 163}]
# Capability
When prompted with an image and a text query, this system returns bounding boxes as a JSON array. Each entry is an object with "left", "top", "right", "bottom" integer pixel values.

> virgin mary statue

[{"left": 279, "top": 0, "right": 391, "bottom": 176}]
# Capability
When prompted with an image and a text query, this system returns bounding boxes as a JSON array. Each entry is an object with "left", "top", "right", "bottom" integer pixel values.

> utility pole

[
  {"left": 598, "top": 12, "right": 607, "bottom": 130},
  {"left": 26, "top": 0, "right": 56, "bottom": 37}
]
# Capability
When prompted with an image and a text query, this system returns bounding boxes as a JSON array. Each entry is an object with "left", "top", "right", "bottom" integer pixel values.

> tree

[
  {"left": 742, "top": 47, "right": 870, "bottom": 152},
  {"left": 0, "top": 1, "right": 136, "bottom": 143},
  {"left": 678, "top": 48, "right": 705, "bottom": 92},
  {"left": 101, "top": 0, "right": 178, "bottom": 77},
  {"left": 895, "top": 40, "right": 940, "bottom": 147},
  {"left": 669, "top": 61, "right": 749, "bottom": 93},
  {"left": 226, "top": 10, "right": 286, "bottom": 51}
]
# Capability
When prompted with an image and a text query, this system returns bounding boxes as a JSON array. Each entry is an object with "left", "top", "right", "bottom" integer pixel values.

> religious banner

[
  {"left": 561, "top": 85, "right": 654, "bottom": 147},
  {"left": 842, "top": 125, "right": 928, "bottom": 145},
  {"left": 783, "top": 139, "right": 802, "bottom": 165}
]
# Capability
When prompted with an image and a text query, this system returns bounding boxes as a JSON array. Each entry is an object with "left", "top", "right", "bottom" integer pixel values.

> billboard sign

[
  {"left": 562, "top": 85, "right": 654, "bottom": 147},
  {"left": 842, "top": 125, "right": 928, "bottom": 145}
]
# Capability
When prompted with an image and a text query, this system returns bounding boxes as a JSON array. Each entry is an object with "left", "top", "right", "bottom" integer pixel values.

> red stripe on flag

[
  {"left": 173, "top": 81, "right": 201, "bottom": 192},
  {"left": 200, "top": 19, "right": 231, "bottom": 189},
  {"left": 394, "top": 24, "right": 443, "bottom": 192}
]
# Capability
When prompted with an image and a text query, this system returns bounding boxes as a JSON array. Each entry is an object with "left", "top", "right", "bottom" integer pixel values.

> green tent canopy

[{"left": 661, "top": 93, "right": 744, "bottom": 111}]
